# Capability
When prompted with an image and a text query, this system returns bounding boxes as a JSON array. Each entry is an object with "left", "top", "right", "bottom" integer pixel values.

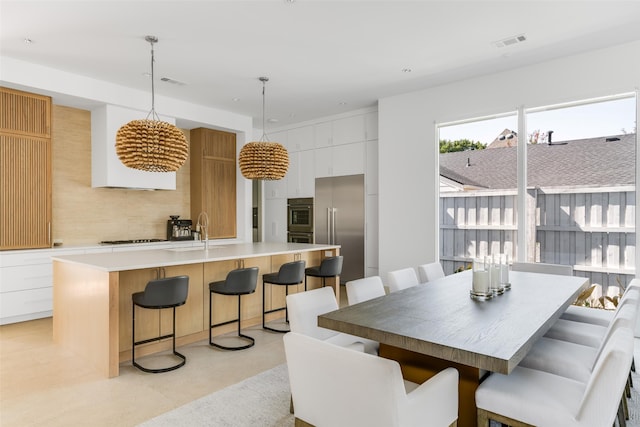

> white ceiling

[{"left": 2, "top": 0, "right": 640, "bottom": 129}]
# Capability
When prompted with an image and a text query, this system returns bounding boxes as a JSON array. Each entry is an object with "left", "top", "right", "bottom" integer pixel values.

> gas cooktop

[{"left": 99, "top": 239, "right": 167, "bottom": 245}]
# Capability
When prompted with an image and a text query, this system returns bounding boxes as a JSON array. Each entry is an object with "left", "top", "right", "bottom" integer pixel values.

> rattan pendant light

[
  {"left": 239, "top": 77, "right": 289, "bottom": 180},
  {"left": 115, "top": 36, "right": 188, "bottom": 172}
]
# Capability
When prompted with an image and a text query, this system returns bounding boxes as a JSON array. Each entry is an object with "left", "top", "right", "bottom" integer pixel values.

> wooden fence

[{"left": 439, "top": 186, "right": 636, "bottom": 303}]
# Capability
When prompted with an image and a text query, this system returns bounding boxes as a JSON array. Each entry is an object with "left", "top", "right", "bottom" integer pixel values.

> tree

[{"left": 439, "top": 138, "right": 486, "bottom": 153}]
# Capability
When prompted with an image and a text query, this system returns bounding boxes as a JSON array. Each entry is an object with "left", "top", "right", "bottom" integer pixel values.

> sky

[{"left": 438, "top": 96, "right": 637, "bottom": 145}]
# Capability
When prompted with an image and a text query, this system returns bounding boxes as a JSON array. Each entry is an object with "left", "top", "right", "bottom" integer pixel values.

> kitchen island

[{"left": 52, "top": 242, "right": 340, "bottom": 377}]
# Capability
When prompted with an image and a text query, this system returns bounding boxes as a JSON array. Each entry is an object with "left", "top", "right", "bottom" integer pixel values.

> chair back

[
  {"left": 417, "top": 262, "right": 445, "bottom": 283},
  {"left": 276, "top": 260, "right": 306, "bottom": 284},
  {"left": 284, "top": 332, "right": 408, "bottom": 427},
  {"left": 575, "top": 327, "right": 634, "bottom": 426},
  {"left": 510, "top": 262, "right": 573, "bottom": 276},
  {"left": 387, "top": 268, "right": 419, "bottom": 293},
  {"left": 590, "top": 299, "right": 639, "bottom": 368},
  {"left": 319, "top": 256, "right": 343, "bottom": 276},
  {"left": 225, "top": 267, "right": 259, "bottom": 294},
  {"left": 143, "top": 275, "right": 189, "bottom": 307},
  {"left": 286, "top": 287, "right": 339, "bottom": 341},
  {"left": 346, "top": 276, "right": 386, "bottom": 305}
]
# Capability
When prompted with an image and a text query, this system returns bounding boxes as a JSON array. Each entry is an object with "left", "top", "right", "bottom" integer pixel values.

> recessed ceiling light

[
  {"left": 24, "top": 38, "right": 33, "bottom": 44},
  {"left": 232, "top": 97, "right": 240, "bottom": 102},
  {"left": 338, "top": 101, "right": 348, "bottom": 106},
  {"left": 402, "top": 68, "right": 412, "bottom": 73}
]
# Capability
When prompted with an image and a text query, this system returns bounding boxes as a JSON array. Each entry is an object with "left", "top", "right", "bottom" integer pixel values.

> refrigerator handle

[
  {"left": 331, "top": 208, "right": 336, "bottom": 245},
  {"left": 327, "top": 207, "right": 332, "bottom": 244}
]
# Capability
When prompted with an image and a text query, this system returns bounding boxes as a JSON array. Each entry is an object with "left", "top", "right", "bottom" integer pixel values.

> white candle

[
  {"left": 490, "top": 265, "right": 501, "bottom": 290},
  {"left": 500, "top": 262, "right": 509, "bottom": 284},
  {"left": 473, "top": 270, "right": 490, "bottom": 293}
]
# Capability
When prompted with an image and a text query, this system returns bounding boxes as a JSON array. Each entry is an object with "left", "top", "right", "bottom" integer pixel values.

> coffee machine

[{"left": 167, "top": 215, "right": 194, "bottom": 241}]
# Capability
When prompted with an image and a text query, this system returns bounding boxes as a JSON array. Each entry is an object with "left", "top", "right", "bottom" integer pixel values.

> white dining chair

[
  {"left": 346, "top": 276, "right": 386, "bottom": 305},
  {"left": 545, "top": 289, "right": 640, "bottom": 348},
  {"left": 510, "top": 261, "right": 573, "bottom": 276},
  {"left": 519, "top": 303, "right": 638, "bottom": 383},
  {"left": 417, "top": 262, "right": 445, "bottom": 283},
  {"left": 562, "top": 285, "right": 640, "bottom": 327},
  {"left": 562, "top": 279, "right": 640, "bottom": 339},
  {"left": 387, "top": 268, "right": 420, "bottom": 293},
  {"left": 286, "top": 286, "right": 377, "bottom": 354},
  {"left": 476, "top": 327, "right": 634, "bottom": 427},
  {"left": 284, "top": 332, "right": 459, "bottom": 427}
]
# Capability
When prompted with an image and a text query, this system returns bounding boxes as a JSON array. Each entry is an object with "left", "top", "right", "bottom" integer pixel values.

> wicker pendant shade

[
  {"left": 116, "top": 36, "right": 188, "bottom": 173},
  {"left": 116, "top": 119, "right": 188, "bottom": 172},
  {"left": 239, "top": 77, "right": 289, "bottom": 181},
  {"left": 239, "top": 141, "right": 289, "bottom": 180}
]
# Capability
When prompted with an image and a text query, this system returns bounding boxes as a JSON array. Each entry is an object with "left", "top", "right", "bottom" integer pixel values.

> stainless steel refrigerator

[{"left": 314, "top": 174, "right": 365, "bottom": 284}]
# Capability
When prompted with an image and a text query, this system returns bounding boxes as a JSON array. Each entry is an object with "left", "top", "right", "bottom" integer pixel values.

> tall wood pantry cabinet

[
  {"left": 190, "top": 128, "right": 237, "bottom": 239},
  {"left": 0, "top": 87, "right": 52, "bottom": 250}
]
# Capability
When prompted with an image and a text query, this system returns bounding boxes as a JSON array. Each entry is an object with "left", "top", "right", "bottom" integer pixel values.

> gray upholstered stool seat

[
  {"left": 304, "top": 255, "right": 343, "bottom": 289},
  {"left": 262, "top": 260, "right": 306, "bottom": 333},
  {"left": 132, "top": 275, "right": 189, "bottom": 373},
  {"left": 209, "top": 267, "right": 259, "bottom": 350}
]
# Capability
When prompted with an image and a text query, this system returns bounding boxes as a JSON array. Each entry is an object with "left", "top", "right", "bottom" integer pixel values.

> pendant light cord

[
  {"left": 260, "top": 77, "right": 269, "bottom": 142},
  {"left": 145, "top": 36, "right": 159, "bottom": 121}
]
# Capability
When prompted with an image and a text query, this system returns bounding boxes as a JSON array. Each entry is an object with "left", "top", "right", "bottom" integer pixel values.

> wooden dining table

[{"left": 318, "top": 269, "right": 589, "bottom": 427}]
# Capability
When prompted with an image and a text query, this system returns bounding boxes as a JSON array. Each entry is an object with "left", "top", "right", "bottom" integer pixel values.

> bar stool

[
  {"left": 209, "top": 267, "right": 259, "bottom": 350},
  {"left": 305, "top": 255, "right": 343, "bottom": 289},
  {"left": 132, "top": 275, "right": 189, "bottom": 373},
  {"left": 262, "top": 260, "right": 306, "bottom": 333}
]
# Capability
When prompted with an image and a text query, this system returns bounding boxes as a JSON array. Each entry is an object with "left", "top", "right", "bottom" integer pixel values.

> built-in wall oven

[{"left": 287, "top": 197, "right": 314, "bottom": 243}]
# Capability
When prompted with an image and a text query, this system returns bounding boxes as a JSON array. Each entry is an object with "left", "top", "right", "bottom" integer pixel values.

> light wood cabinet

[
  {"left": 190, "top": 128, "right": 236, "bottom": 239},
  {"left": 0, "top": 87, "right": 52, "bottom": 250}
]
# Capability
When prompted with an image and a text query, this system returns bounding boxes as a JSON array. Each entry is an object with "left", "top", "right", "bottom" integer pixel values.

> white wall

[{"left": 378, "top": 40, "right": 640, "bottom": 279}]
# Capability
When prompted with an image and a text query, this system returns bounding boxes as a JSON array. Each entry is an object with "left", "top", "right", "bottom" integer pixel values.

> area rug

[
  {"left": 137, "top": 364, "right": 292, "bottom": 427},
  {"left": 139, "top": 362, "right": 640, "bottom": 427}
]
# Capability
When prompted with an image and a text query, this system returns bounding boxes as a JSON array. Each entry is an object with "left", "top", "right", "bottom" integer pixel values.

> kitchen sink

[{"left": 165, "top": 246, "right": 227, "bottom": 252}]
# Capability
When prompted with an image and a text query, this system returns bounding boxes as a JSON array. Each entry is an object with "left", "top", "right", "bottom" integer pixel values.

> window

[{"left": 437, "top": 94, "right": 637, "bottom": 306}]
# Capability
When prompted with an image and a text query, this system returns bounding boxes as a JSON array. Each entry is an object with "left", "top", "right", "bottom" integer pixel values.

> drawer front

[
  {"left": 0, "top": 264, "right": 52, "bottom": 292},
  {"left": 0, "top": 287, "right": 53, "bottom": 319},
  {"left": 0, "top": 248, "right": 86, "bottom": 267}
]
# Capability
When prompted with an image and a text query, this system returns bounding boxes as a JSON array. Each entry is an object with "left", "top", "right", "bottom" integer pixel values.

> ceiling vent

[
  {"left": 160, "top": 77, "right": 186, "bottom": 86},
  {"left": 493, "top": 34, "right": 527, "bottom": 48}
]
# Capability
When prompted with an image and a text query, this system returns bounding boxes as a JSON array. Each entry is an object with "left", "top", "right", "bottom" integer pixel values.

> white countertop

[{"left": 51, "top": 242, "right": 340, "bottom": 272}]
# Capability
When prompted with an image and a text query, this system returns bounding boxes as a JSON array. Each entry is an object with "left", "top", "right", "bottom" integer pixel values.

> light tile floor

[{"left": 2, "top": 300, "right": 639, "bottom": 427}]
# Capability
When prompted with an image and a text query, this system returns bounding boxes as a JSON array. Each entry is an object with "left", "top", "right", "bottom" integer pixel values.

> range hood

[{"left": 91, "top": 104, "right": 178, "bottom": 190}]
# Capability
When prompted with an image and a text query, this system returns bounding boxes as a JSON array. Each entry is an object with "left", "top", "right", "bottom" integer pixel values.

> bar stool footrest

[
  {"left": 132, "top": 350, "right": 186, "bottom": 373},
  {"left": 209, "top": 333, "right": 255, "bottom": 351}
]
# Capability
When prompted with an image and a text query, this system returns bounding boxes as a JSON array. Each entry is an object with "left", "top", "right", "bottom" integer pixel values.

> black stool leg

[
  {"left": 132, "top": 301, "right": 136, "bottom": 367},
  {"left": 210, "top": 293, "right": 254, "bottom": 351},
  {"left": 262, "top": 281, "right": 292, "bottom": 333},
  {"left": 132, "top": 305, "right": 186, "bottom": 373}
]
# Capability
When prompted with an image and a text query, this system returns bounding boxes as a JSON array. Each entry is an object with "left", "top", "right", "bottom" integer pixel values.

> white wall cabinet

[
  {"left": 287, "top": 150, "right": 315, "bottom": 198},
  {"left": 332, "top": 115, "right": 366, "bottom": 145},
  {"left": 315, "top": 142, "right": 365, "bottom": 178},
  {"left": 314, "top": 122, "right": 333, "bottom": 148},
  {"left": 263, "top": 198, "right": 287, "bottom": 243},
  {"left": 287, "top": 126, "right": 314, "bottom": 152},
  {"left": 365, "top": 111, "right": 378, "bottom": 141}
]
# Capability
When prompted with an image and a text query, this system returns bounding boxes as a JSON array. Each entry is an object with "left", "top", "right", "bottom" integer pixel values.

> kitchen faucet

[{"left": 196, "top": 211, "right": 210, "bottom": 250}]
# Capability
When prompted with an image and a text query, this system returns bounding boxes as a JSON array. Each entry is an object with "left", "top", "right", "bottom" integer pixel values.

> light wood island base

[{"left": 53, "top": 243, "right": 339, "bottom": 378}]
